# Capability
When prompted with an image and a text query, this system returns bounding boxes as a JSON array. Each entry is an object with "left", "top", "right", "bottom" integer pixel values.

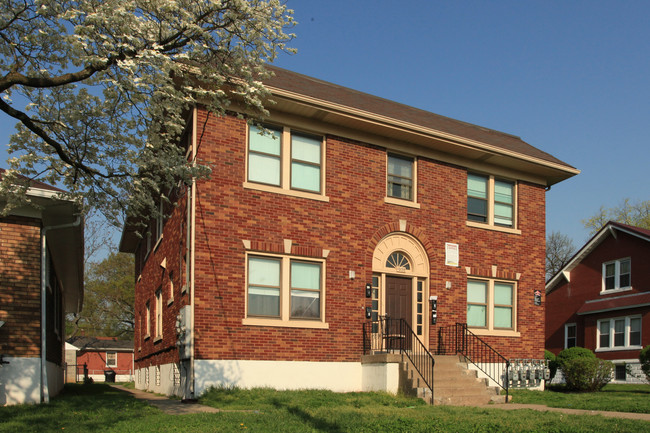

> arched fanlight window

[{"left": 386, "top": 251, "right": 411, "bottom": 271}]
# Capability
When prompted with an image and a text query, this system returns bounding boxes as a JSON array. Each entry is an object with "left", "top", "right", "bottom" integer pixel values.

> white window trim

[
  {"left": 168, "top": 270, "right": 175, "bottom": 305},
  {"left": 467, "top": 278, "right": 520, "bottom": 337},
  {"left": 601, "top": 258, "right": 632, "bottom": 293},
  {"left": 564, "top": 323, "right": 577, "bottom": 349},
  {"left": 384, "top": 152, "right": 420, "bottom": 207},
  {"left": 244, "top": 125, "right": 329, "bottom": 202},
  {"left": 466, "top": 173, "right": 520, "bottom": 234},
  {"left": 243, "top": 252, "right": 329, "bottom": 329},
  {"left": 106, "top": 351, "right": 117, "bottom": 368},
  {"left": 596, "top": 315, "right": 642, "bottom": 352}
]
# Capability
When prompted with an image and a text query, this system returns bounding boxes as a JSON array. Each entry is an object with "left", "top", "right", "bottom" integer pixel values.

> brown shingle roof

[
  {"left": 264, "top": 66, "right": 575, "bottom": 170},
  {"left": 0, "top": 168, "right": 65, "bottom": 193}
]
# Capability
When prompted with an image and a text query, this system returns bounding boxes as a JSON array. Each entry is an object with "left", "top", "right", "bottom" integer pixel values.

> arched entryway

[{"left": 371, "top": 233, "right": 430, "bottom": 346}]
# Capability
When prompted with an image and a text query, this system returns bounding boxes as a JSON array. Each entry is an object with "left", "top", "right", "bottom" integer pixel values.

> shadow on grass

[
  {"left": 0, "top": 383, "right": 155, "bottom": 433},
  {"left": 270, "top": 396, "right": 345, "bottom": 433}
]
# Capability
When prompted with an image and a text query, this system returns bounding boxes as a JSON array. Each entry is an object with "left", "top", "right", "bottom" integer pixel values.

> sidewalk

[
  {"left": 109, "top": 385, "right": 222, "bottom": 415},
  {"left": 478, "top": 403, "right": 650, "bottom": 421}
]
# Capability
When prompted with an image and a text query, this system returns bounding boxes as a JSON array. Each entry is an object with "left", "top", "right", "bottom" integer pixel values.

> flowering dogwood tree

[{"left": 0, "top": 0, "right": 295, "bottom": 224}]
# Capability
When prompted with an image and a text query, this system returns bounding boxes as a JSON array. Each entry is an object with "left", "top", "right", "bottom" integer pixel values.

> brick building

[
  {"left": 120, "top": 67, "right": 578, "bottom": 399},
  {"left": 66, "top": 336, "right": 134, "bottom": 383},
  {"left": 0, "top": 169, "right": 84, "bottom": 405},
  {"left": 546, "top": 221, "right": 650, "bottom": 383}
]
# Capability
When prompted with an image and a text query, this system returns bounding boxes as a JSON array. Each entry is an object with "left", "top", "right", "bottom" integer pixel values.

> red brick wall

[
  {"left": 131, "top": 109, "right": 548, "bottom": 368},
  {"left": 77, "top": 350, "right": 133, "bottom": 373},
  {"left": 0, "top": 216, "right": 42, "bottom": 357},
  {"left": 546, "top": 231, "right": 650, "bottom": 356},
  {"left": 184, "top": 111, "right": 546, "bottom": 362}
]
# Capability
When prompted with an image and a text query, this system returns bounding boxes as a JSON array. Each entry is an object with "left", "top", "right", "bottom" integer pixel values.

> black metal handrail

[
  {"left": 434, "top": 323, "right": 510, "bottom": 402},
  {"left": 363, "top": 317, "right": 434, "bottom": 404}
]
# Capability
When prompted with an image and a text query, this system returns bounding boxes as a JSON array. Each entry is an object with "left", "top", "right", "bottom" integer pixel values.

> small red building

[
  {"left": 545, "top": 221, "right": 650, "bottom": 383},
  {"left": 120, "top": 66, "right": 578, "bottom": 399},
  {"left": 66, "top": 336, "right": 134, "bottom": 383}
]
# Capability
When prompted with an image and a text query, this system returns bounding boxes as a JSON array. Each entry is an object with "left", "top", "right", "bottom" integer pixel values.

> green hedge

[{"left": 563, "top": 357, "right": 613, "bottom": 392}]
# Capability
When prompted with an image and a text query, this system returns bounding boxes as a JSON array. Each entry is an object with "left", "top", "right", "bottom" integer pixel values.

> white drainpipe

[
  {"left": 41, "top": 216, "right": 82, "bottom": 403},
  {"left": 189, "top": 107, "right": 198, "bottom": 399}
]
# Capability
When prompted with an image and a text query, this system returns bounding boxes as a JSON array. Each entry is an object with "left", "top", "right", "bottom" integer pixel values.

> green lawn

[
  {"left": 1, "top": 383, "right": 649, "bottom": 433},
  {"left": 509, "top": 384, "right": 650, "bottom": 413}
]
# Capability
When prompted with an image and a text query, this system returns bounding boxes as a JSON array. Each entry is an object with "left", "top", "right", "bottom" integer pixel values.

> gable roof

[
  {"left": 67, "top": 336, "right": 134, "bottom": 352},
  {"left": 263, "top": 66, "right": 579, "bottom": 186},
  {"left": 545, "top": 221, "right": 650, "bottom": 293}
]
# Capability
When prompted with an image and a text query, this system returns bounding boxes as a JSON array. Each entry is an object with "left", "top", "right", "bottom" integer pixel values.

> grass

[
  {"left": 509, "top": 384, "right": 650, "bottom": 413},
  {"left": 0, "top": 383, "right": 648, "bottom": 432}
]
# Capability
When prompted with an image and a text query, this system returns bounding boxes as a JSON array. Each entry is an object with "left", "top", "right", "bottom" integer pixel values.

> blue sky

[{"left": 1, "top": 0, "right": 649, "bottom": 246}]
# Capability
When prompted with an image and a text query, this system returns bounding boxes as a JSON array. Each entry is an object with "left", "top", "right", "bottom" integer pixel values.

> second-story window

[
  {"left": 602, "top": 258, "right": 631, "bottom": 291},
  {"left": 387, "top": 153, "right": 414, "bottom": 201},
  {"left": 248, "top": 124, "right": 282, "bottom": 186},
  {"left": 467, "top": 173, "right": 516, "bottom": 229},
  {"left": 247, "top": 124, "right": 324, "bottom": 196}
]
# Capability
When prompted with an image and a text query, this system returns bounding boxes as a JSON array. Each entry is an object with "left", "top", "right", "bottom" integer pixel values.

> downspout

[
  {"left": 41, "top": 215, "right": 82, "bottom": 403},
  {"left": 189, "top": 107, "right": 198, "bottom": 398}
]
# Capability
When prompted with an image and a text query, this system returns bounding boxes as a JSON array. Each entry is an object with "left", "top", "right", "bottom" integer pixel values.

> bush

[
  {"left": 640, "top": 345, "right": 650, "bottom": 382},
  {"left": 545, "top": 350, "right": 558, "bottom": 381},
  {"left": 562, "top": 357, "right": 613, "bottom": 392},
  {"left": 557, "top": 346, "right": 595, "bottom": 371}
]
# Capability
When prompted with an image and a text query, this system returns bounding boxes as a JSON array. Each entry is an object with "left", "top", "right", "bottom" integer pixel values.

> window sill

[
  {"left": 600, "top": 287, "right": 633, "bottom": 296},
  {"left": 154, "top": 336, "right": 163, "bottom": 343},
  {"left": 167, "top": 298, "right": 174, "bottom": 306},
  {"left": 466, "top": 221, "right": 521, "bottom": 235},
  {"left": 384, "top": 196, "right": 420, "bottom": 209},
  {"left": 242, "top": 317, "right": 329, "bottom": 329},
  {"left": 595, "top": 346, "right": 642, "bottom": 353},
  {"left": 243, "top": 182, "right": 330, "bottom": 202},
  {"left": 144, "top": 335, "right": 150, "bottom": 341},
  {"left": 468, "top": 328, "right": 521, "bottom": 338}
]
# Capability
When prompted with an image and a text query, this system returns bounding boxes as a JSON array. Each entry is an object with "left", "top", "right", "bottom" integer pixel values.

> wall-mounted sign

[{"left": 445, "top": 242, "right": 459, "bottom": 267}]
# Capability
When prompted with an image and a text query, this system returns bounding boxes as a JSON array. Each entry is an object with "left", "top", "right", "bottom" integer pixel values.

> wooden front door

[{"left": 385, "top": 276, "right": 412, "bottom": 350}]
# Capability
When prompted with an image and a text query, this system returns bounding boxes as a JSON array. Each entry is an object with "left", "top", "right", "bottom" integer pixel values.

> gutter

[
  {"left": 189, "top": 107, "right": 197, "bottom": 399},
  {"left": 41, "top": 215, "right": 82, "bottom": 403}
]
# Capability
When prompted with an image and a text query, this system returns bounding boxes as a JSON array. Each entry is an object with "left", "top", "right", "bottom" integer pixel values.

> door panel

[{"left": 385, "top": 276, "right": 412, "bottom": 350}]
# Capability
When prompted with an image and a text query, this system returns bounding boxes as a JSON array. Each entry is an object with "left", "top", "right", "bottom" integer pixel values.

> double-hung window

[
  {"left": 246, "top": 125, "right": 326, "bottom": 199},
  {"left": 246, "top": 254, "right": 327, "bottom": 328},
  {"left": 106, "top": 352, "right": 117, "bottom": 368},
  {"left": 565, "top": 323, "right": 577, "bottom": 348},
  {"left": 387, "top": 154, "right": 414, "bottom": 201},
  {"left": 467, "top": 279, "right": 516, "bottom": 333},
  {"left": 467, "top": 173, "right": 516, "bottom": 229},
  {"left": 155, "top": 288, "right": 163, "bottom": 339},
  {"left": 597, "top": 316, "right": 641, "bottom": 350},
  {"left": 602, "top": 258, "right": 631, "bottom": 292}
]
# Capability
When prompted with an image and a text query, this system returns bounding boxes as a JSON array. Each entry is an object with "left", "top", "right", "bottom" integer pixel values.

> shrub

[
  {"left": 640, "top": 345, "right": 650, "bottom": 383},
  {"left": 545, "top": 350, "right": 558, "bottom": 381},
  {"left": 562, "top": 357, "right": 613, "bottom": 392},
  {"left": 557, "top": 346, "right": 595, "bottom": 371}
]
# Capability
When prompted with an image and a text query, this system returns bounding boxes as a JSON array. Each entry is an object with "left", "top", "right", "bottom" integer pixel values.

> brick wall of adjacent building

[
  {"left": 0, "top": 216, "right": 42, "bottom": 358},
  {"left": 133, "top": 109, "right": 548, "bottom": 368}
]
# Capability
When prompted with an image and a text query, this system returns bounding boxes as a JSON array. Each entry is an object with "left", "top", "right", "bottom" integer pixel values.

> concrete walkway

[
  {"left": 109, "top": 385, "right": 223, "bottom": 415},
  {"left": 477, "top": 403, "right": 650, "bottom": 422}
]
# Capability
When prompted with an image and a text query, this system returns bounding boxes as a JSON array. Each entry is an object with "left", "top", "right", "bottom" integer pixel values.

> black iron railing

[
  {"left": 434, "top": 323, "right": 510, "bottom": 402},
  {"left": 363, "top": 317, "right": 434, "bottom": 404}
]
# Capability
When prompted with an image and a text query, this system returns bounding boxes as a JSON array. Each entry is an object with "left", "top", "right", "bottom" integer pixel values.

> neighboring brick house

[
  {"left": 119, "top": 67, "right": 578, "bottom": 399},
  {"left": 0, "top": 169, "right": 84, "bottom": 405},
  {"left": 66, "top": 336, "right": 134, "bottom": 382},
  {"left": 545, "top": 221, "right": 650, "bottom": 383}
]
